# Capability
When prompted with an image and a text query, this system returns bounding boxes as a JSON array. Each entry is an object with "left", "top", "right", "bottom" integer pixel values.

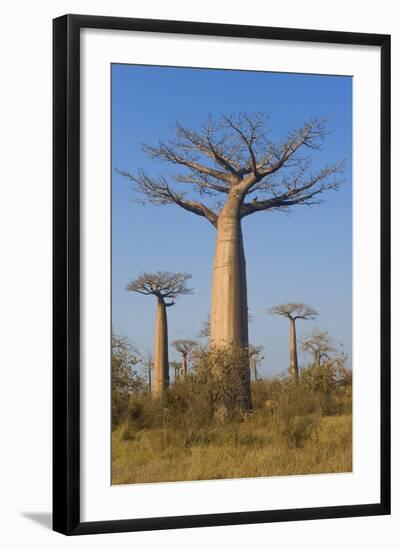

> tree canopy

[
  {"left": 118, "top": 112, "right": 344, "bottom": 227},
  {"left": 172, "top": 339, "right": 198, "bottom": 356},
  {"left": 126, "top": 271, "right": 193, "bottom": 304},
  {"left": 268, "top": 303, "right": 318, "bottom": 321},
  {"left": 301, "top": 329, "right": 344, "bottom": 365}
]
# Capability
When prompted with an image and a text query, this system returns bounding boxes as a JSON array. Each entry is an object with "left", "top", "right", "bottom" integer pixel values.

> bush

[
  {"left": 281, "top": 413, "right": 320, "bottom": 448},
  {"left": 193, "top": 345, "right": 252, "bottom": 417},
  {"left": 112, "top": 332, "right": 145, "bottom": 429}
]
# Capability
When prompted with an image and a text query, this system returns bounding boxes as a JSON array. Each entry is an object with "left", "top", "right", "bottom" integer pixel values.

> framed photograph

[{"left": 53, "top": 14, "right": 390, "bottom": 535}]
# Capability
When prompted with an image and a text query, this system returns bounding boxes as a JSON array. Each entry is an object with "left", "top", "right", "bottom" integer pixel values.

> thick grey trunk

[
  {"left": 210, "top": 199, "right": 252, "bottom": 409},
  {"left": 153, "top": 298, "right": 169, "bottom": 397},
  {"left": 210, "top": 206, "right": 248, "bottom": 347},
  {"left": 289, "top": 318, "right": 299, "bottom": 379}
]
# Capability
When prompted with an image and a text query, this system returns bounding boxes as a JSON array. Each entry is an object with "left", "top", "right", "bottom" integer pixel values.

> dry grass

[
  {"left": 112, "top": 360, "right": 352, "bottom": 485},
  {"left": 112, "top": 412, "right": 352, "bottom": 485}
]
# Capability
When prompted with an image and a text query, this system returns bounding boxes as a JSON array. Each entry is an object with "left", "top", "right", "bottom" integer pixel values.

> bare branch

[
  {"left": 240, "top": 162, "right": 344, "bottom": 218},
  {"left": 143, "top": 141, "right": 234, "bottom": 184},
  {"left": 221, "top": 113, "right": 263, "bottom": 175},
  {"left": 117, "top": 112, "right": 345, "bottom": 224},
  {"left": 173, "top": 172, "right": 230, "bottom": 195},
  {"left": 117, "top": 169, "right": 218, "bottom": 226},
  {"left": 176, "top": 120, "right": 241, "bottom": 176},
  {"left": 238, "top": 117, "right": 333, "bottom": 193}
]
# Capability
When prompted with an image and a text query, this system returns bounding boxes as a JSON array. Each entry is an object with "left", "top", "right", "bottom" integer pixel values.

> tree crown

[
  {"left": 118, "top": 112, "right": 345, "bottom": 227},
  {"left": 300, "top": 329, "right": 343, "bottom": 361},
  {"left": 248, "top": 344, "right": 264, "bottom": 359},
  {"left": 268, "top": 302, "right": 318, "bottom": 321},
  {"left": 126, "top": 271, "right": 193, "bottom": 303},
  {"left": 172, "top": 339, "right": 198, "bottom": 355}
]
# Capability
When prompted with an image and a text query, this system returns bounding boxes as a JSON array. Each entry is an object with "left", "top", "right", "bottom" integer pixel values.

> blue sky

[{"left": 112, "top": 64, "right": 352, "bottom": 378}]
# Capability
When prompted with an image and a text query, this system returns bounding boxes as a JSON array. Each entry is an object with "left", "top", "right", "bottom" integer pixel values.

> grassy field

[{"left": 112, "top": 411, "right": 352, "bottom": 485}]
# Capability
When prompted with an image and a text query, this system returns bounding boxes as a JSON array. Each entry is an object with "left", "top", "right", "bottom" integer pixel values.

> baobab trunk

[
  {"left": 289, "top": 318, "right": 299, "bottom": 379},
  {"left": 210, "top": 200, "right": 252, "bottom": 409},
  {"left": 181, "top": 354, "right": 187, "bottom": 376},
  {"left": 147, "top": 355, "right": 152, "bottom": 394},
  {"left": 153, "top": 298, "right": 169, "bottom": 397}
]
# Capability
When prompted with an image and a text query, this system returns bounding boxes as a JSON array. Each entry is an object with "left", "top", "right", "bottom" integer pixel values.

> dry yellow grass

[{"left": 112, "top": 413, "right": 352, "bottom": 485}]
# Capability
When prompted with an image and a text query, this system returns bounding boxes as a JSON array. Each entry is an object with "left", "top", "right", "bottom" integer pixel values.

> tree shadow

[{"left": 22, "top": 512, "right": 52, "bottom": 530}]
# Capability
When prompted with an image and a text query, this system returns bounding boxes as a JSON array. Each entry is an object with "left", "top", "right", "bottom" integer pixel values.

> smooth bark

[
  {"left": 153, "top": 298, "right": 169, "bottom": 397},
  {"left": 181, "top": 354, "right": 188, "bottom": 376},
  {"left": 289, "top": 318, "right": 299, "bottom": 379},
  {"left": 210, "top": 197, "right": 252, "bottom": 409},
  {"left": 210, "top": 200, "right": 248, "bottom": 347},
  {"left": 147, "top": 356, "right": 152, "bottom": 394}
]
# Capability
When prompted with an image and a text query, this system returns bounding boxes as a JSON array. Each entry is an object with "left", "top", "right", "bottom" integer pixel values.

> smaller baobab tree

[
  {"left": 269, "top": 303, "right": 318, "bottom": 379},
  {"left": 169, "top": 361, "right": 182, "bottom": 382},
  {"left": 300, "top": 329, "right": 339, "bottom": 367},
  {"left": 126, "top": 271, "right": 193, "bottom": 398},
  {"left": 249, "top": 344, "right": 264, "bottom": 381},
  {"left": 172, "top": 339, "right": 197, "bottom": 376}
]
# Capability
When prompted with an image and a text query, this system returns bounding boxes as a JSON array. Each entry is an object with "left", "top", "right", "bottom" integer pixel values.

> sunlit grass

[{"left": 112, "top": 413, "right": 352, "bottom": 485}]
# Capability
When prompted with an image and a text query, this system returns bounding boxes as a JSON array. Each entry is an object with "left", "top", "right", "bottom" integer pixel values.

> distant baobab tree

[
  {"left": 269, "top": 303, "right": 318, "bottom": 379},
  {"left": 172, "top": 339, "right": 197, "bottom": 376},
  {"left": 146, "top": 353, "right": 153, "bottom": 393},
  {"left": 169, "top": 361, "right": 182, "bottom": 382},
  {"left": 301, "top": 329, "right": 342, "bottom": 367},
  {"left": 126, "top": 271, "right": 193, "bottom": 397},
  {"left": 249, "top": 345, "right": 264, "bottom": 381},
  {"left": 119, "top": 112, "right": 343, "bottom": 407}
]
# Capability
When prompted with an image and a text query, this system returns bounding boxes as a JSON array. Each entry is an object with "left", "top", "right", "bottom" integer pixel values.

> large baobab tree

[
  {"left": 172, "top": 339, "right": 197, "bottom": 376},
  {"left": 269, "top": 303, "right": 318, "bottom": 379},
  {"left": 119, "top": 113, "right": 343, "bottom": 406},
  {"left": 126, "top": 271, "right": 193, "bottom": 397}
]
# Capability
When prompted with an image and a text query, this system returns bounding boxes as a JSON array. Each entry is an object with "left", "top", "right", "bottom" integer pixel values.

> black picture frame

[{"left": 53, "top": 14, "right": 391, "bottom": 536}]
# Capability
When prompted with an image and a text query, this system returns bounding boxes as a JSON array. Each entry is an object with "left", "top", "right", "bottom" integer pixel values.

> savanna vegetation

[
  {"left": 112, "top": 333, "right": 352, "bottom": 484},
  {"left": 112, "top": 112, "right": 351, "bottom": 484},
  {"left": 119, "top": 113, "right": 345, "bottom": 408}
]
